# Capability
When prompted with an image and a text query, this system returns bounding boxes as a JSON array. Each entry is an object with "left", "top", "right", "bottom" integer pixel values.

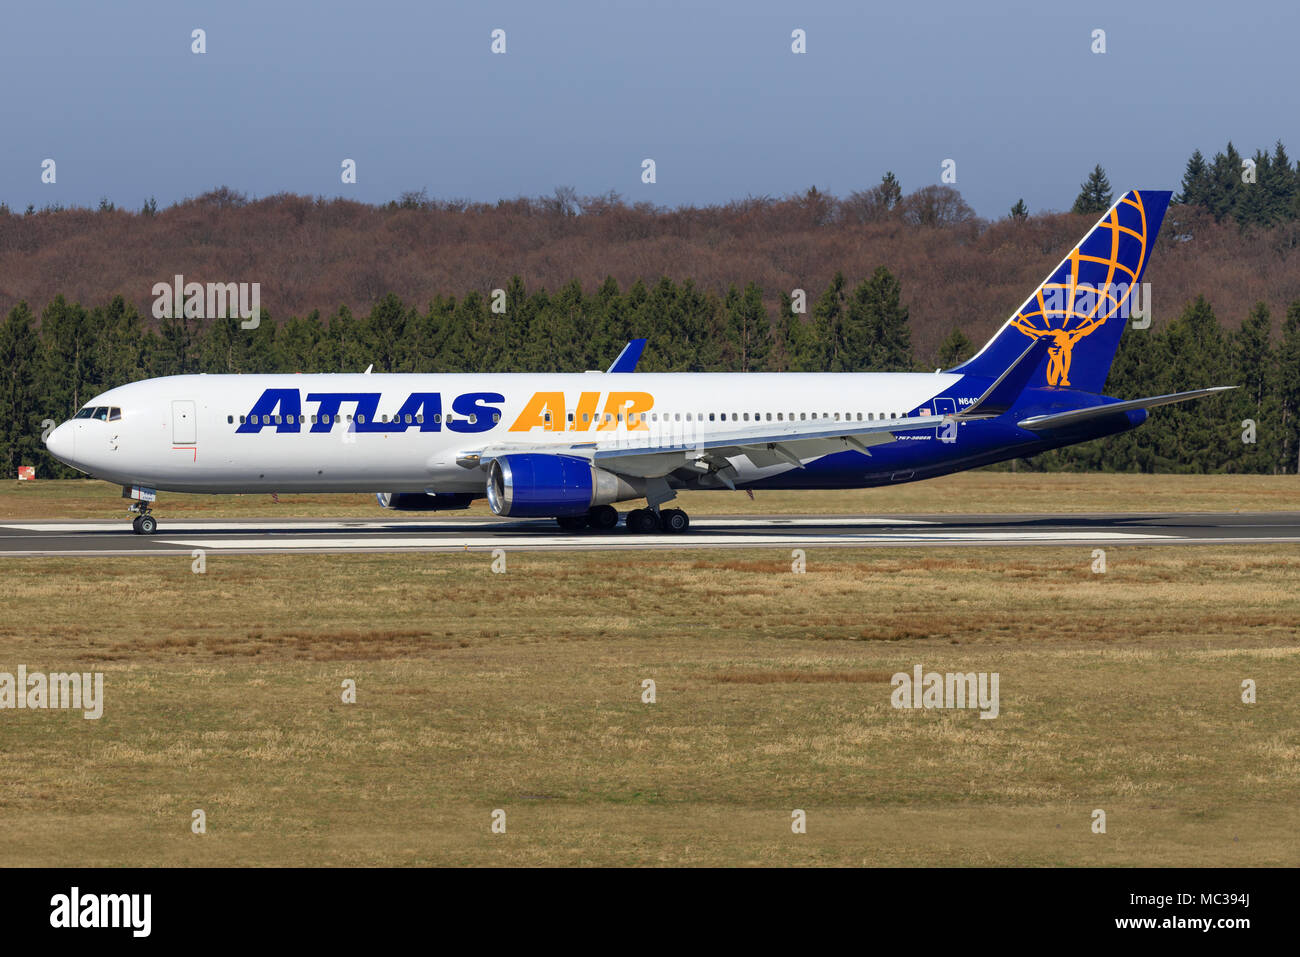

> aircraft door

[
  {"left": 933, "top": 397, "right": 956, "bottom": 442},
  {"left": 172, "top": 400, "right": 197, "bottom": 444}
]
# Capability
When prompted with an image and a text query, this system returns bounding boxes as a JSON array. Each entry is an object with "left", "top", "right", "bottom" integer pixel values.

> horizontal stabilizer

[{"left": 1017, "top": 386, "right": 1236, "bottom": 431}]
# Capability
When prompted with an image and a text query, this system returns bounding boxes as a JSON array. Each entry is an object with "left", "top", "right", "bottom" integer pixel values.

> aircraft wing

[{"left": 464, "top": 413, "right": 947, "bottom": 480}]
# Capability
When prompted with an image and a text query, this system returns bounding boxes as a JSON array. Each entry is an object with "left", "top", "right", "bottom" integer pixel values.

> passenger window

[
  {"left": 434, "top": 413, "right": 442, "bottom": 423},
  {"left": 492, "top": 413, "right": 500, "bottom": 423},
  {"left": 240, "top": 415, "right": 246, "bottom": 424},
  {"left": 226, "top": 415, "right": 233, "bottom": 424},
  {"left": 416, "top": 414, "right": 423, "bottom": 424}
]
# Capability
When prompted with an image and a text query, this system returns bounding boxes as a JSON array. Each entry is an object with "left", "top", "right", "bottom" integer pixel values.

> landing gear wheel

[
  {"left": 626, "top": 508, "right": 660, "bottom": 533},
  {"left": 587, "top": 504, "right": 619, "bottom": 531},
  {"left": 137, "top": 514, "right": 158, "bottom": 535},
  {"left": 660, "top": 508, "right": 689, "bottom": 533},
  {"left": 131, "top": 516, "right": 143, "bottom": 534},
  {"left": 556, "top": 515, "right": 588, "bottom": 531}
]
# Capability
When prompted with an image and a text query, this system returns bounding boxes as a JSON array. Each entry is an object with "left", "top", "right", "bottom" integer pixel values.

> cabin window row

[
  {"left": 544, "top": 411, "right": 904, "bottom": 423},
  {"left": 225, "top": 412, "right": 499, "bottom": 426},
  {"left": 225, "top": 410, "right": 906, "bottom": 426}
]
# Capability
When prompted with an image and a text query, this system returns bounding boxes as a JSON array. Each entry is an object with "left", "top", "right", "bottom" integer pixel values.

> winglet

[
  {"left": 606, "top": 339, "right": 647, "bottom": 373},
  {"left": 958, "top": 336, "right": 1052, "bottom": 419}
]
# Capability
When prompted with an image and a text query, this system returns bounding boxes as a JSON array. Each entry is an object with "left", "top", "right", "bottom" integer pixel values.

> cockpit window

[{"left": 74, "top": 406, "right": 118, "bottom": 421}]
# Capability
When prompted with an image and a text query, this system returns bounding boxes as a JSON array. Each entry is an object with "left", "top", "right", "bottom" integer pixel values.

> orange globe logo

[{"left": 1009, "top": 193, "right": 1152, "bottom": 387}]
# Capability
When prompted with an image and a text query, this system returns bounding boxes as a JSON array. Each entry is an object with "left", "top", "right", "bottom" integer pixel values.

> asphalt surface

[{"left": 1, "top": 512, "right": 1297, "bottom": 556}]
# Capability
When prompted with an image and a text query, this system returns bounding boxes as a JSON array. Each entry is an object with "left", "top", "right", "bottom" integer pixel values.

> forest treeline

[
  {"left": 3, "top": 272, "right": 1299, "bottom": 478},
  {"left": 3, "top": 141, "right": 1300, "bottom": 364}
]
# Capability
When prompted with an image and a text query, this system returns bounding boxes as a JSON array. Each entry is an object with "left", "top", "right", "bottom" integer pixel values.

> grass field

[
  {"left": 2, "top": 471, "right": 1298, "bottom": 520},
  {"left": 1, "top": 530, "right": 1297, "bottom": 866}
]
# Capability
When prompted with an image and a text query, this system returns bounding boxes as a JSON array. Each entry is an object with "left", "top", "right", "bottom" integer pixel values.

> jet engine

[{"left": 485, "top": 454, "right": 642, "bottom": 517}]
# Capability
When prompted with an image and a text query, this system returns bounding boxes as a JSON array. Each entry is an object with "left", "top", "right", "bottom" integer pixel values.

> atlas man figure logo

[
  {"left": 1006, "top": 196, "right": 1150, "bottom": 387},
  {"left": 1010, "top": 303, "right": 1107, "bottom": 387}
]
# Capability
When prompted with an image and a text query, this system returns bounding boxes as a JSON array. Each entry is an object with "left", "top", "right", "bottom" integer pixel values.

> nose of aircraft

[{"left": 45, "top": 421, "right": 75, "bottom": 462}]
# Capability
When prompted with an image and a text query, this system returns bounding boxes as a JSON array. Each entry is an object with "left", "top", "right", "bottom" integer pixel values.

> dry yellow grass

[
  {"left": 0, "top": 545, "right": 1297, "bottom": 866},
  {"left": 2, "top": 471, "right": 1298, "bottom": 520}
]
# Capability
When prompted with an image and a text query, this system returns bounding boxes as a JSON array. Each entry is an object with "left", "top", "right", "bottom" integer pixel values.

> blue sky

[{"left": 1, "top": 0, "right": 1294, "bottom": 217}]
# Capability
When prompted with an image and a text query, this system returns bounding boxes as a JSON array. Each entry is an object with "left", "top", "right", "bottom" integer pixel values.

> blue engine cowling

[
  {"left": 376, "top": 492, "right": 476, "bottom": 511},
  {"left": 486, "top": 454, "right": 596, "bottom": 517}
]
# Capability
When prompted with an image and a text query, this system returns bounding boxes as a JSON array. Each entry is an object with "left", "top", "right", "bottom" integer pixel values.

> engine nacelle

[
  {"left": 375, "top": 492, "right": 476, "bottom": 511},
  {"left": 486, "top": 454, "right": 643, "bottom": 517}
]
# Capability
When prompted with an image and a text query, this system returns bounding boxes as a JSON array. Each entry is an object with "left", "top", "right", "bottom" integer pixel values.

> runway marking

[
  {"left": 156, "top": 530, "right": 1177, "bottom": 551},
  {"left": 2, "top": 513, "right": 1294, "bottom": 556}
]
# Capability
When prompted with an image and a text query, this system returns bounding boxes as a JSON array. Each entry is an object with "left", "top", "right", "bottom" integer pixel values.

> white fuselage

[{"left": 46, "top": 371, "right": 968, "bottom": 494}]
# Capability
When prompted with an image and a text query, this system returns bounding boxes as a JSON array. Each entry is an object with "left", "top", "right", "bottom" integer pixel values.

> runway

[{"left": 1, "top": 512, "right": 1298, "bottom": 556}]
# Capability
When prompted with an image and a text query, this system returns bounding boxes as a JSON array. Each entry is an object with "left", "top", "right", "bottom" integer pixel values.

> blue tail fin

[{"left": 947, "top": 189, "right": 1171, "bottom": 394}]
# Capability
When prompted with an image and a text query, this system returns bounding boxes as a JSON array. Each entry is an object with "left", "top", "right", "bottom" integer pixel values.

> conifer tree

[
  {"left": 936, "top": 327, "right": 972, "bottom": 368},
  {"left": 1277, "top": 300, "right": 1300, "bottom": 473},
  {"left": 811, "top": 272, "right": 848, "bottom": 371},
  {"left": 0, "top": 302, "right": 42, "bottom": 476},
  {"left": 1072, "top": 165, "right": 1113, "bottom": 215},
  {"left": 723, "top": 282, "right": 770, "bottom": 372}
]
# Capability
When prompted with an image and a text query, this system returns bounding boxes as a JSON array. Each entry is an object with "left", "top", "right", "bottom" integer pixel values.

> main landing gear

[
  {"left": 129, "top": 502, "right": 158, "bottom": 535},
  {"left": 555, "top": 505, "right": 690, "bottom": 534}
]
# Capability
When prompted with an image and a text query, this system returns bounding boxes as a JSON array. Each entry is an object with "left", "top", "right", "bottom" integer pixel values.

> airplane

[{"left": 43, "top": 189, "right": 1232, "bottom": 535}]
